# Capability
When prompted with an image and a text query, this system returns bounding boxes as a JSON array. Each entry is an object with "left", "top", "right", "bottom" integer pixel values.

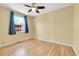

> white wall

[
  {"left": 73, "top": 4, "right": 79, "bottom": 56},
  {"left": 33, "top": 6, "right": 73, "bottom": 46}
]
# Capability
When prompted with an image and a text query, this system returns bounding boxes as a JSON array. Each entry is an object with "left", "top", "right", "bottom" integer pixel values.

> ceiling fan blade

[
  {"left": 37, "top": 6, "right": 45, "bottom": 9},
  {"left": 36, "top": 9, "right": 39, "bottom": 13},
  {"left": 24, "top": 4, "right": 31, "bottom": 7},
  {"left": 28, "top": 9, "right": 32, "bottom": 12}
]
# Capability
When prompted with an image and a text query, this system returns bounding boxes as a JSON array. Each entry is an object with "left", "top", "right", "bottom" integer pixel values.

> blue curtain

[
  {"left": 24, "top": 16, "right": 29, "bottom": 33},
  {"left": 9, "top": 11, "right": 16, "bottom": 35}
]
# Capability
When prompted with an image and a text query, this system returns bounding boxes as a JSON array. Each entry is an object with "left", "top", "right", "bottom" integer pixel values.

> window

[{"left": 14, "top": 15, "right": 25, "bottom": 32}]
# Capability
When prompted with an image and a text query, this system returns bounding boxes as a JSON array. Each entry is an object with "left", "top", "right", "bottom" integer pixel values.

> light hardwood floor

[{"left": 0, "top": 38, "right": 75, "bottom": 56}]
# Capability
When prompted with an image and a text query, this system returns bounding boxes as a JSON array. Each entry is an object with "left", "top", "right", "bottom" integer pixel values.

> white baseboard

[
  {"left": 72, "top": 47, "right": 78, "bottom": 56},
  {"left": 0, "top": 38, "right": 31, "bottom": 48},
  {"left": 33, "top": 37, "right": 72, "bottom": 47},
  {"left": 0, "top": 37, "right": 72, "bottom": 48}
]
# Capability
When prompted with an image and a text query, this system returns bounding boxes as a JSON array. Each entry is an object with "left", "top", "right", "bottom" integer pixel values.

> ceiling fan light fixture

[
  {"left": 32, "top": 8, "right": 36, "bottom": 11},
  {"left": 24, "top": 3, "right": 45, "bottom": 13}
]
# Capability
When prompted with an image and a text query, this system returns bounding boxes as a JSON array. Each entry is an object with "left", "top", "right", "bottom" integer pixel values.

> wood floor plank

[{"left": 0, "top": 38, "right": 75, "bottom": 56}]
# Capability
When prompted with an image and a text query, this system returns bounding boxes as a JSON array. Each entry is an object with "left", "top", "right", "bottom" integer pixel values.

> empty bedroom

[{"left": 0, "top": 3, "right": 79, "bottom": 56}]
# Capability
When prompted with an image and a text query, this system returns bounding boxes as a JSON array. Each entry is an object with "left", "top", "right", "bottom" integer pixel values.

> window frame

[{"left": 14, "top": 15, "right": 25, "bottom": 33}]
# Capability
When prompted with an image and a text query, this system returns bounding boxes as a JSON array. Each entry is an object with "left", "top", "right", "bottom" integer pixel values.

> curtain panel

[
  {"left": 9, "top": 11, "right": 16, "bottom": 35},
  {"left": 24, "top": 16, "right": 29, "bottom": 33}
]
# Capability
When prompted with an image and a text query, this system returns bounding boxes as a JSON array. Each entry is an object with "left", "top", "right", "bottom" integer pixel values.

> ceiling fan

[{"left": 24, "top": 3, "right": 45, "bottom": 13}]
